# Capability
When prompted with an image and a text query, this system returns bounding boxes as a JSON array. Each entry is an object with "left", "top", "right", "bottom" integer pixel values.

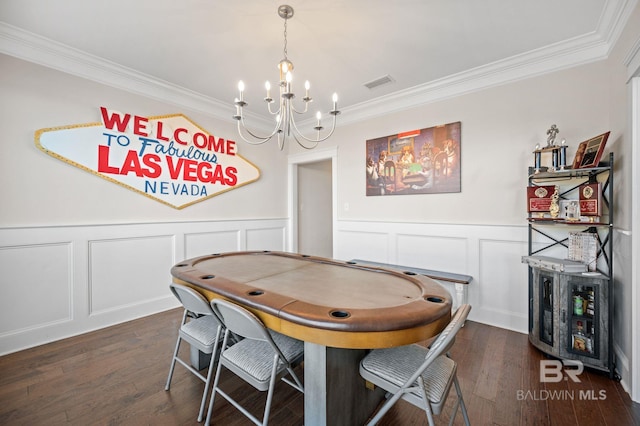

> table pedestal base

[
  {"left": 304, "top": 342, "right": 385, "bottom": 426},
  {"left": 190, "top": 346, "right": 211, "bottom": 370}
]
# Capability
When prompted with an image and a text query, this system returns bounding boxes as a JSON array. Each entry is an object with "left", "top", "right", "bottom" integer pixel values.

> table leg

[
  {"left": 304, "top": 342, "right": 385, "bottom": 426},
  {"left": 455, "top": 283, "right": 468, "bottom": 306}
]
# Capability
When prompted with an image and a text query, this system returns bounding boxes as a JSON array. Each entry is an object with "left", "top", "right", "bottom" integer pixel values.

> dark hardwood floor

[{"left": 1, "top": 308, "right": 638, "bottom": 425}]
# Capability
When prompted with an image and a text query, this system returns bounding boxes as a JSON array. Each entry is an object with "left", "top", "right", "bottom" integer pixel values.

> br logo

[{"left": 540, "top": 360, "right": 583, "bottom": 383}]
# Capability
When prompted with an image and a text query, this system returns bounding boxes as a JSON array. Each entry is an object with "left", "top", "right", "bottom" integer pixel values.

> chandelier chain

[{"left": 283, "top": 16, "right": 288, "bottom": 60}]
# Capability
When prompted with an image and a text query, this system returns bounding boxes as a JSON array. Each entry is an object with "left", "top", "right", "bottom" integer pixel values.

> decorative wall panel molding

[
  {"left": 0, "top": 219, "right": 287, "bottom": 355},
  {"left": 335, "top": 220, "right": 529, "bottom": 333},
  {"left": 88, "top": 235, "right": 175, "bottom": 315},
  {"left": 0, "top": 243, "right": 72, "bottom": 335},
  {"left": 185, "top": 230, "right": 241, "bottom": 259}
]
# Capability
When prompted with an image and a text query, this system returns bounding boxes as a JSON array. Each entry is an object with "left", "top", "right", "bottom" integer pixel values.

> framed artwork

[
  {"left": 572, "top": 131, "right": 610, "bottom": 169},
  {"left": 365, "top": 121, "right": 461, "bottom": 196}
]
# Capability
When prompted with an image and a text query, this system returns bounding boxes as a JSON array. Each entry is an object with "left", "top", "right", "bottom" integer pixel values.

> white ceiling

[{"left": 0, "top": 0, "right": 636, "bottom": 125}]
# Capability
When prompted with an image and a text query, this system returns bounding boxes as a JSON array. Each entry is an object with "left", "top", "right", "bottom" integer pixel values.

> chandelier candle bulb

[
  {"left": 286, "top": 72, "right": 292, "bottom": 93},
  {"left": 280, "top": 61, "right": 290, "bottom": 83},
  {"left": 265, "top": 81, "right": 271, "bottom": 100},
  {"left": 237, "top": 81, "right": 245, "bottom": 102}
]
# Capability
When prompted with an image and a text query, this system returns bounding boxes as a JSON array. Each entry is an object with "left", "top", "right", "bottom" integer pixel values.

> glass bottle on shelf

[
  {"left": 586, "top": 320, "right": 594, "bottom": 353},
  {"left": 540, "top": 276, "right": 553, "bottom": 345},
  {"left": 586, "top": 289, "right": 595, "bottom": 317},
  {"left": 574, "top": 293, "right": 584, "bottom": 315},
  {"left": 572, "top": 320, "right": 592, "bottom": 354}
]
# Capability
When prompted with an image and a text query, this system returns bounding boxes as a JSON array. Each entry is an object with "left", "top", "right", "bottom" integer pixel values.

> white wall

[
  {"left": 330, "top": 62, "right": 613, "bottom": 226},
  {"left": 0, "top": 54, "right": 291, "bottom": 355},
  {"left": 0, "top": 54, "right": 289, "bottom": 227}
]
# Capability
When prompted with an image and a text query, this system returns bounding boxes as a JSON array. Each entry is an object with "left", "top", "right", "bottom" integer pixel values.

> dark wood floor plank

[
  {"left": 493, "top": 328, "right": 528, "bottom": 425},
  {"left": 588, "top": 370, "right": 637, "bottom": 425},
  {"left": 517, "top": 339, "right": 550, "bottom": 426},
  {"left": 1, "top": 309, "right": 638, "bottom": 426},
  {"left": 544, "top": 365, "right": 579, "bottom": 426},
  {"left": 473, "top": 326, "right": 508, "bottom": 401}
]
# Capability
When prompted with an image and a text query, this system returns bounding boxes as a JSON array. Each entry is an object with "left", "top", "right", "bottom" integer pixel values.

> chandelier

[{"left": 233, "top": 5, "right": 340, "bottom": 150}]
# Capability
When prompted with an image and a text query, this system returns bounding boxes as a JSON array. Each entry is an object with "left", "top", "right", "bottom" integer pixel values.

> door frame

[
  {"left": 287, "top": 147, "right": 338, "bottom": 255},
  {"left": 631, "top": 76, "right": 639, "bottom": 403},
  {"left": 626, "top": 34, "right": 640, "bottom": 402}
]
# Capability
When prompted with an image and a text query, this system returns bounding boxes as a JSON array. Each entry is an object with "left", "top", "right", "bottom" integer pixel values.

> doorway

[{"left": 287, "top": 148, "right": 337, "bottom": 258}]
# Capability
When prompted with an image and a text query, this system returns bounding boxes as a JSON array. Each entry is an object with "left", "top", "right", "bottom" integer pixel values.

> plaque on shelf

[
  {"left": 579, "top": 183, "right": 602, "bottom": 217},
  {"left": 572, "top": 131, "right": 610, "bottom": 169},
  {"left": 527, "top": 185, "right": 556, "bottom": 213}
]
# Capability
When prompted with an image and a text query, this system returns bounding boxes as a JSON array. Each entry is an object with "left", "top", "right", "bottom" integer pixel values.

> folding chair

[
  {"left": 205, "top": 298, "right": 304, "bottom": 426},
  {"left": 360, "top": 304, "right": 472, "bottom": 426},
  {"left": 165, "top": 283, "right": 224, "bottom": 422}
]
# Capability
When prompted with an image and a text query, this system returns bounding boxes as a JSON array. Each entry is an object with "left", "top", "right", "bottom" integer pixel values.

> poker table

[{"left": 171, "top": 251, "right": 452, "bottom": 426}]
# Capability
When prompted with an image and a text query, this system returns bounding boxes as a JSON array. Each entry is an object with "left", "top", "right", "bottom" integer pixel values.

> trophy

[{"left": 533, "top": 125, "right": 568, "bottom": 173}]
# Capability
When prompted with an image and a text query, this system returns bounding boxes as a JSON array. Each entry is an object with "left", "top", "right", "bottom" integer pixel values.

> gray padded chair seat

[
  {"left": 221, "top": 330, "right": 303, "bottom": 389},
  {"left": 180, "top": 314, "right": 222, "bottom": 353},
  {"left": 360, "top": 344, "right": 456, "bottom": 411}
]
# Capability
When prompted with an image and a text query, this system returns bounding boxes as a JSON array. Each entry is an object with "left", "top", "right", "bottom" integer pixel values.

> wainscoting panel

[
  {"left": 0, "top": 219, "right": 287, "bottom": 355},
  {"left": 396, "top": 233, "right": 468, "bottom": 274},
  {"left": 89, "top": 235, "right": 175, "bottom": 315},
  {"left": 476, "top": 238, "right": 530, "bottom": 331},
  {"left": 246, "top": 227, "right": 287, "bottom": 251},
  {"left": 331, "top": 230, "right": 389, "bottom": 262},
  {"left": 335, "top": 221, "right": 529, "bottom": 333},
  {"left": 184, "top": 230, "right": 241, "bottom": 259},
  {"left": 0, "top": 242, "right": 72, "bottom": 335}
]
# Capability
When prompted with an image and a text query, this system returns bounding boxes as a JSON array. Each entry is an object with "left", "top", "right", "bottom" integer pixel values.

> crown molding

[
  {"left": 0, "top": 22, "right": 271, "bottom": 126},
  {"left": 624, "top": 36, "right": 640, "bottom": 80},
  {"left": 1, "top": 0, "right": 637, "bottom": 128},
  {"left": 338, "top": 32, "right": 611, "bottom": 125},
  {"left": 340, "top": 0, "right": 638, "bottom": 125}
]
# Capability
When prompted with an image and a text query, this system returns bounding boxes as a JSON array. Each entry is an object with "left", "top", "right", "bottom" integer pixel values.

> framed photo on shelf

[{"left": 572, "top": 131, "right": 610, "bottom": 169}]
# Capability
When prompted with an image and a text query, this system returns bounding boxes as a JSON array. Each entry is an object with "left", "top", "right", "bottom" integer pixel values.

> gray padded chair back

[
  {"left": 211, "top": 298, "right": 296, "bottom": 376},
  {"left": 213, "top": 298, "right": 275, "bottom": 341},
  {"left": 423, "top": 303, "right": 470, "bottom": 362},
  {"left": 169, "top": 282, "right": 216, "bottom": 317}
]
